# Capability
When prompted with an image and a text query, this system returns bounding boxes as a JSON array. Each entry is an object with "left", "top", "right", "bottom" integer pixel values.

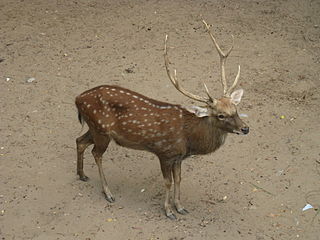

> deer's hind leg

[
  {"left": 91, "top": 133, "right": 115, "bottom": 203},
  {"left": 76, "top": 130, "right": 94, "bottom": 181}
]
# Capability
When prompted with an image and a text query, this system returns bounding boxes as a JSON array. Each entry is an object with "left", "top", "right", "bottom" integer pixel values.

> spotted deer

[{"left": 75, "top": 20, "right": 249, "bottom": 219}]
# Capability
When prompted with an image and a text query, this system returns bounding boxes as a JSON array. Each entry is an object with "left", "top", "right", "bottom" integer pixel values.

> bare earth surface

[{"left": 1, "top": 0, "right": 320, "bottom": 239}]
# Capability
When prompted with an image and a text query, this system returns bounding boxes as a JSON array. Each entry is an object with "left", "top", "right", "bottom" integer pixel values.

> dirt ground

[{"left": 1, "top": 0, "right": 320, "bottom": 239}]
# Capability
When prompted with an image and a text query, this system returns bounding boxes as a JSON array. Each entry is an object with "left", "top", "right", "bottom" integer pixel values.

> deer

[{"left": 75, "top": 20, "right": 249, "bottom": 220}]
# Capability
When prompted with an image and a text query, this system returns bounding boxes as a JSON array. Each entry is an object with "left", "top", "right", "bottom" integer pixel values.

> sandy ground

[{"left": 1, "top": 0, "right": 320, "bottom": 239}]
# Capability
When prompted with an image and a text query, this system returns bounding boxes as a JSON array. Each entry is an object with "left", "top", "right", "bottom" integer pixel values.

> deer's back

[{"left": 76, "top": 85, "right": 188, "bottom": 157}]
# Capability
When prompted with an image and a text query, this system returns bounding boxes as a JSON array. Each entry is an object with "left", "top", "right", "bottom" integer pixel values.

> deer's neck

[{"left": 184, "top": 113, "right": 227, "bottom": 156}]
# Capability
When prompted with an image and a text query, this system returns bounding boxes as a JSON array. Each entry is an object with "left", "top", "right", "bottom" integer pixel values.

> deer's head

[{"left": 164, "top": 20, "right": 249, "bottom": 135}]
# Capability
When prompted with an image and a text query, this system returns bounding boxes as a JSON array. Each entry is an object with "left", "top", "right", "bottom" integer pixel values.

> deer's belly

[{"left": 110, "top": 133, "right": 147, "bottom": 151}]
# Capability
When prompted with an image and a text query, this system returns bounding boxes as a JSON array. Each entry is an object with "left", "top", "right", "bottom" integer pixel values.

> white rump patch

[{"left": 185, "top": 106, "right": 209, "bottom": 118}]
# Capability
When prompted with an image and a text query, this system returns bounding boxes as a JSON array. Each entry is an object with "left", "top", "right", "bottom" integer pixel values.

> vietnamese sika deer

[{"left": 75, "top": 20, "right": 249, "bottom": 219}]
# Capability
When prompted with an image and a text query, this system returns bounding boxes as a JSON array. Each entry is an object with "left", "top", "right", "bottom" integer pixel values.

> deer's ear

[
  {"left": 185, "top": 106, "right": 209, "bottom": 117},
  {"left": 230, "top": 89, "right": 244, "bottom": 105}
]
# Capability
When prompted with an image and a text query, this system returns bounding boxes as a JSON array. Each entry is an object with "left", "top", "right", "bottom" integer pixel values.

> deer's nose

[{"left": 241, "top": 127, "right": 249, "bottom": 135}]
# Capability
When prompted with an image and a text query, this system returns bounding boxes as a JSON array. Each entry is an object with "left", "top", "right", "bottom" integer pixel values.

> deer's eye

[{"left": 218, "top": 114, "right": 225, "bottom": 120}]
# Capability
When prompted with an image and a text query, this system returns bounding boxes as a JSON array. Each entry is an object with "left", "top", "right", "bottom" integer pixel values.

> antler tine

[
  {"left": 202, "top": 20, "right": 237, "bottom": 96},
  {"left": 164, "top": 35, "right": 210, "bottom": 104},
  {"left": 226, "top": 65, "right": 241, "bottom": 96},
  {"left": 203, "top": 82, "right": 215, "bottom": 103}
]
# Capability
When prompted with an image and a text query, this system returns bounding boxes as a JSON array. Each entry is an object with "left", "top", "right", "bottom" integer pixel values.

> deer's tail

[{"left": 77, "top": 110, "right": 85, "bottom": 134}]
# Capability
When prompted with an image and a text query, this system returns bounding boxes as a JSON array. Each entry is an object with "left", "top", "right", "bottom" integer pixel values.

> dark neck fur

[{"left": 183, "top": 110, "right": 227, "bottom": 156}]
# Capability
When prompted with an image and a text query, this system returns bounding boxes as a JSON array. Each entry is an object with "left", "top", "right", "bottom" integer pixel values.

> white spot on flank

[
  {"left": 110, "top": 122, "right": 115, "bottom": 126},
  {"left": 98, "top": 119, "right": 101, "bottom": 124},
  {"left": 122, "top": 122, "right": 127, "bottom": 125},
  {"left": 133, "top": 95, "right": 138, "bottom": 99},
  {"left": 93, "top": 110, "right": 97, "bottom": 114},
  {"left": 111, "top": 88, "right": 116, "bottom": 91},
  {"left": 87, "top": 104, "right": 91, "bottom": 108},
  {"left": 126, "top": 92, "right": 131, "bottom": 95},
  {"left": 102, "top": 124, "right": 105, "bottom": 128},
  {"left": 120, "top": 90, "right": 124, "bottom": 93}
]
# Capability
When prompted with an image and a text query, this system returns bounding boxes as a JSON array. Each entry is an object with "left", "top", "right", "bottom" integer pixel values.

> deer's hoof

[
  {"left": 79, "top": 175, "right": 89, "bottom": 182},
  {"left": 166, "top": 212, "right": 177, "bottom": 220},
  {"left": 176, "top": 208, "right": 189, "bottom": 215},
  {"left": 105, "top": 194, "right": 115, "bottom": 203}
]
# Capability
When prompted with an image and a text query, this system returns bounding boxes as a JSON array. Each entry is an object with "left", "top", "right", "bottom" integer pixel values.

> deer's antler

[
  {"left": 164, "top": 35, "right": 214, "bottom": 104},
  {"left": 202, "top": 20, "right": 241, "bottom": 97}
]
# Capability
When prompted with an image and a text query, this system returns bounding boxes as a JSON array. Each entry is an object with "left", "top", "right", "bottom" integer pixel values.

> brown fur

[{"left": 75, "top": 84, "right": 248, "bottom": 219}]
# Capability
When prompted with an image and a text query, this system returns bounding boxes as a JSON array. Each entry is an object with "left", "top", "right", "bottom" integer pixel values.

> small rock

[{"left": 26, "top": 77, "right": 36, "bottom": 83}]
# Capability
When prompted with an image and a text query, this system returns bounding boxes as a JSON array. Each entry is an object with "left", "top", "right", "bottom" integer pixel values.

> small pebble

[{"left": 26, "top": 77, "right": 36, "bottom": 83}]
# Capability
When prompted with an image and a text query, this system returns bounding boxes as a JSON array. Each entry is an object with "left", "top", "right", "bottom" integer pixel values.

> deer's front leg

[
  {"left": 172, "top": 160, "right": 188, "bottom": 215},
  {"left": 160, "top": 160, "right": 176, "bottom": 220}
]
